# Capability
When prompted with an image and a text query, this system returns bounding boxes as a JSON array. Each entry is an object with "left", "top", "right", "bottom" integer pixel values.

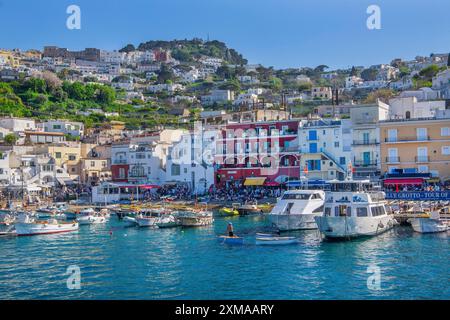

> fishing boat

[
  {"left": 315, "top": 170, "right": 396, "bottom": 240},
  {"left": 268, "top": 190, "right": 325, "bottom": 231},
  {"left": 15, "top": 215, "right": 78, "bottom": 236},
  {"left": 76, "top": 208, "right": 107, "bottom": 225},
  {"left": 408, "top": 208, "right": 449, "bottom": 233},
  {"left": 155, "top": 214, "right": 179, "bottom": 228},
  {"left": 218, "top": 235, "right": 244, "bottom": 245},
  {"left": 255, "top": 236, "right": 298, "bottom": 245}
]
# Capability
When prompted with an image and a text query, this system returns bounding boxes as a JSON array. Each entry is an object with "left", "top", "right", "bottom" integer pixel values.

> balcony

[
  {"left": 415, "top": 156, "right": 429, "bottom": 163},
  {"left": 114, "top": 160, "right": 127, "bottom": 164},
  {"left": 386, "top": 157, "right": 400, "bottom": 163},
  {"left": 352, "top": 139, "right": 379, "bottom": 146},
  {"left": 353, "top": 160, "right": 378, "bottom": 167},
  {"left": 384, "top": 136, "right": 430, "bottom": 143}
]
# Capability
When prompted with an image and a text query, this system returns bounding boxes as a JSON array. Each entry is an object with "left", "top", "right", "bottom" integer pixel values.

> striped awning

[{"left": 244, "top": 177, "right": 266, "bottom": 186}]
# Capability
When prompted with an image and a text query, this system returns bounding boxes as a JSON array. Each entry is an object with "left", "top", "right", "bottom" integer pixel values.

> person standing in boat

[{"left": 227, "top": 222, "right": 234, "bottom": 237}]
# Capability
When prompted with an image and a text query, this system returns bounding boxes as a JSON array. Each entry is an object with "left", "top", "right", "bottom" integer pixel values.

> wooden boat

[
  {"left": 218, "top": 235, "right": 244, "bottom": 245},
  {"left": 177, "top": 210, "right": 213, "bottom": 227},
  {"left": 233, "top": 203, "right": 263, "bottom": 216},
  {"left": 256, "top": 232, "right": 281, "bottom": 238},
  {"left": 408, "top": 209, "right": 449, "bottom": 233},
  {"left": 255, "top": 236, "right": 298, "bottom": 245}
]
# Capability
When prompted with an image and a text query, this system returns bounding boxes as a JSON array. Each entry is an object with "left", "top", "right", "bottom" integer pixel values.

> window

[
  {"left": 339, "top": 157, "right": 346, "bottom": 165},
  {"left": 334, "top": 142, "right": 339, "bottom": 148},
  {"left": 371, "top": 206, "right": 385, "bottom": 217},
  {"left": 306, "top": 160, "right": 321, "bottom": 171},
  {"left": 55, "top": 152, "right": 61, "bottom": 159},
  {"left": 53, "top": 124, "right": 62, "bottom": 129},
  {"left": 282, "top": 193, "right": 311, "bottom": 200},
  {"left": 68, "top": 155, "right": 76, "bottom": 161},
  {"left": 441, "top": 127, "right": 450, "bottom": 137},
  {"left": 171, "top": 164, "right": 181, "bottom": 176},
  {"left": 91, "top": 161, "right": 95, "bottom": 167},
  {"left": 119, "top": 168, "right": 126, "bottom": 179},
  {"left": 357, "top": 207, "right": 368, "bottom": 217},
  {"left": 102, "top": 161, "right": 106, "bottom": 168},
  {"left": 442, "top": 146, "right": 450, "bottom": 155},
  {"left": 324, "top": 207, "right": 331, "bottom": 216}
]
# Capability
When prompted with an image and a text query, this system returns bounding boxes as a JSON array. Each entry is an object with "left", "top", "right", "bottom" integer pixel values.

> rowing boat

[
  {"left": 218, "top": 235, "right": 244, "bottom": 245},
  {"left": 255, "top": 236, "right": 298, "bottom": 245}
]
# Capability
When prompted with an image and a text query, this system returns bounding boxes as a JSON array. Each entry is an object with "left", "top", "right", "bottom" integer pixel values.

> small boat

[
  {"left": 218, "top": 235, "right": 244, "bottom": 245},
  {"left": 408, "top": 209, "right": 449, "bottom": 233},
  {"left": 122, "top": 215, "right": 138, "bottom": 227},
  {"left": 15, "top": 215, "right": 78, "bottom": 236},
  {"left": 155, "top": 215, "right": 179, "bottom": 228},
  {"left": 219, "top": 207, "right": 239, "bottom": 216},
  {"left": 76, "top": 208, "right": 107, "bottom": 225},
  {"left": 233, "top": 202, "right": 263, "bottom": 216},
  {"left": 135, "top": 209, "right": 162, "bottom": 227},
  {"left": 255, "top": 236, "right": 299, "bottom": 245},
  {"left": 256, "top": 232, "right": 281, "bottom": 238}
]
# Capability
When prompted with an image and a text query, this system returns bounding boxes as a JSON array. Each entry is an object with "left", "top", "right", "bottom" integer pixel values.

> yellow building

[
  {"left": 0, "top": 50, "right": 20, "bottom": 68},
  {"left": 380, "top": 117, "right": 450, "bottom": 181},
  {"left": 80, "top": 158, "right": 111, "bottom": 185},
  {"left": 35, "top": 143, "right": 82, "bottom": 177}
]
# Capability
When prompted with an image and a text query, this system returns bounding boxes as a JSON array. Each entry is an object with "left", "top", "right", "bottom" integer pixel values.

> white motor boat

[
  {"left": 408, "top": 210, "right": 449, "bottom": 233},
  {"left": 135, "top": 210, "right": 162, "bottom": 227},
  {"left": 268, "top": 190, "right": 325, "bottom": 231},
  {"left": 76, "top": 208, "right": 107, "bottom": 225},
  {"left": 122, "top": 215, "right": 138, "bottom": 227},
  {"left": 155, "top": 214, "right": 179, "bottom": 228},
  {"left": 15, "top": 215, "right": 78, "bottom": 236},
  {"left": 315, "top": 174, "right": 396, "bottom": 240}
]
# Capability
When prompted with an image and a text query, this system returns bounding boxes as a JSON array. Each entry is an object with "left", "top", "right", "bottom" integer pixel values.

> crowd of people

[{"left": 384, "top": 183, "right": 449, "bottom": 192}]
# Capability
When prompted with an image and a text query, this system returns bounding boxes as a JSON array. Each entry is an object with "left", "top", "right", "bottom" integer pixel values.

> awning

[
  {"left": 384, "top": 178, "right": 424, "bottom": 185},
  {"left": 244, "top": 177, "right": 266, "bottom": 186},
  {"left": 140, "top": 185, "right": 160, "bottom": 189},
  {"left": 264, "top": 181, "right": 280, "bottom": 187},
  {"left": 56, "top": 177, "right": 76, "bottom": 185}
]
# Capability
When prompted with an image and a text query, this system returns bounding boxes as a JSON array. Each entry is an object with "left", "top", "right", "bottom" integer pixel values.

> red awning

[
  {"left": 384, "top": 178, "right": 424, "bottom": 185},
  {"left": 264, "top": 181, "right": 280, "bottom": 187},
  {"left": 140, "top": 185, "right": 161, "bottom": 189}
]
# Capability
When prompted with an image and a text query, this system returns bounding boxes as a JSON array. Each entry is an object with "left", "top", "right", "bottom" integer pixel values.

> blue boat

[{"left": 218, "top": 235, "right": 244, "bottom": 245}]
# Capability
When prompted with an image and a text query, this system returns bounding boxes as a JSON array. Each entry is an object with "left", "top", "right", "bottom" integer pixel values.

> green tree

[
  {"left": 360, "top": 68, "right": 378, "bottom": 81},
  {"left": 3, "top": 133, "right": 18, "bottom": 145}
]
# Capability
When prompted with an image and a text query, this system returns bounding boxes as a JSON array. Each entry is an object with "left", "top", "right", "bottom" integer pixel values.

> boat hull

[
  {"left": 218, "top": 236, "right": 244, "bottom": 245},
  {"left": 179, "top": 217, "right": 214, "bottom": 227},
  {"left": 15, "top": 222, "right": 79, "bottom": 236},
  {"left": 136, "top": 217, "right": 158, "bottom": 227},
  {"left": 314, "top": 215, "right": 395, "bottom": 239},
  {"left": 268, "top": 213, "right": 320, "bottom": 231},
  {"left": 255, "top": 237, "right": 298, "bottom": 245},
  {"left": 408, "top": 218, "right": 448, "bottom": 233},
  {"left": 77, "top": 216, "right": 106, "bottom": 225}
]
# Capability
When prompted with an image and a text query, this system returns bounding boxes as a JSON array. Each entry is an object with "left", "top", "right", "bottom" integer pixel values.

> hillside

[{"left": 121, "top": 38, "right": 248, "bottom": 65}]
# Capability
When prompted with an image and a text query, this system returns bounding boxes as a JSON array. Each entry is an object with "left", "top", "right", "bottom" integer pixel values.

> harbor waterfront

[{"left": 0, "top": 211, "right": 448, "bottom": 300}]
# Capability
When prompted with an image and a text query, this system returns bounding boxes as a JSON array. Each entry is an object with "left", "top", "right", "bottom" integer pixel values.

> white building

[
  {"left": 201, "top": 90, "right": 234, "bottom": 105},
  {"left": 388, "top": 97, "right": 446, "bottom": 120},
  {"left": 298, "top": 119, "right": 352, "bottom": 180},
  {"left": 0, "top": 117, "right": 36, "bottom": 133},
  {"left": 40, "top": 120, "right": 84, "bottom": 137},
  {"left": 398, "top": 87, "right": 439, "bottom": 101}
]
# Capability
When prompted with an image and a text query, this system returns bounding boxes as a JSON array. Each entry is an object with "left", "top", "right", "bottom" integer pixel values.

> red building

[{"left": 214, "top": 120, "right": 301, "bottom": 187}]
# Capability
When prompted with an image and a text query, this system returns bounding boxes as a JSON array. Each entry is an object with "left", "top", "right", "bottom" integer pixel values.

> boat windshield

[
  {"left": 330, "top": 182, "right": 372, "bottom": 192},
  {"left": 282, "top": 193, "right": 311, "bottom": 200}
]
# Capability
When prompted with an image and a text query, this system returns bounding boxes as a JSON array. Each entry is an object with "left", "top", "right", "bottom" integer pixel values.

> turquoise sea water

[{"left": 0, "top": 214, "right": 448, "bottom": 300}]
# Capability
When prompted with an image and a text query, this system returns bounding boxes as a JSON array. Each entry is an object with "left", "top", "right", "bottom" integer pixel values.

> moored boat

[
  {"left": 315, "top": 171, "right": 396, "bottom": 240},
  {"left": 255, "top": 236, "right": 298, "bottom": 245},
  {"left": 155, "top": 214, "right": 179, "bottom": 228},
  {"left": 177, "top": 210, "right": 214, "bottom": 227},
  {"left": 76, "top": 208, "right": 107, "bottom": 225},
  {"left": 408, "top": 209, "right": 449, "bottom": 233},
  {"left": 15, "top": 215, "right": 78, "bottom": 236},
  {"left": 268, "top": 190, "right": 325, "bottom": 231}
]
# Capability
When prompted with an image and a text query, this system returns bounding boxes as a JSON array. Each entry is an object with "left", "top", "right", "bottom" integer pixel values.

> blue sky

[{"left": 0, "top": 0, "right": 449, "bottom": 69}]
